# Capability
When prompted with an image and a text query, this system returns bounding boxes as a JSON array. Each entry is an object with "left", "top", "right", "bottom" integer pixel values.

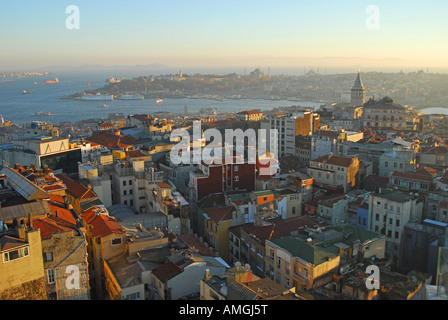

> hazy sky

[{"left": 1, "top": 0, "right": 447, "bottom": 72}]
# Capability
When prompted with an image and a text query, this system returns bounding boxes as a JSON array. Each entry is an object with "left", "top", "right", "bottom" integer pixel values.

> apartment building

[
  {"left": 260, "top": 111, "right": 320, "bottom": 156},
  {"left": 362, "top": 97, "right": 407, "bottom": 132},
  {"left": 368, "top": 189, "right": 423, "bottom": 261},
  {"left": 308, "top": 154, "right": 360, "bottom": 193}
]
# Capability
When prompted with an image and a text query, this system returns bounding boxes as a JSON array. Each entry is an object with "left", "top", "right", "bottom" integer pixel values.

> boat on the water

[
  {"left": 34, "top": 111, "right": 51, "bottom": 116},
  {"left": 119, "top": 93, "right": 144, "bottom": 100},
  {"left": 44, "top": 78, "right": 59, "bottom": 84},
  {"left": 78, "top": 92, "right": 114, "bottom": 101},
  {"left": 23, "top": 90, "right": 35, "bottom": 94},
  {"left": 156, "top": 98, "right": 163, "bottom": 104},
  {"left": 99, "top": 104, "right": 110, "bottom": 108}
]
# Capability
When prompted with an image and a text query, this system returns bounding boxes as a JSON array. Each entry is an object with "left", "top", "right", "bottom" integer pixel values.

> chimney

[{"left": 205, "top": 269, "right": 211, "bottom": 281}]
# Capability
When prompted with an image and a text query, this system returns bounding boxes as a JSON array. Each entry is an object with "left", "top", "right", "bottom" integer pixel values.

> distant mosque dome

[{"left": 382, "top": 96, "right": 394, "bottom": 103}]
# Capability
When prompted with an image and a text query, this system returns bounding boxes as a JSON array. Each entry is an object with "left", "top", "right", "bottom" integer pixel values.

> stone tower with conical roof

[{"left": 351, "top": 71, "right": 366, "bottom": 107}]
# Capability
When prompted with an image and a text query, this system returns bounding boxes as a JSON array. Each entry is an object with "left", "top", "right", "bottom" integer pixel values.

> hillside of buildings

[{"left": 2, "top": 72, "right": 448, "bottom": 301}]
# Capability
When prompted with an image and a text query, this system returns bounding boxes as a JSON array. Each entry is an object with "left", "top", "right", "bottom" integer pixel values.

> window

[
  {"left": 375, "top": 214, "right": 379, "bottom": 221},
  {"left": 129, "top": 180, "right": 132, "bottom": 185},
  {"left": 234, "top": 166, "right": 239, "bottom": 172},
  {"left": 234, "top": 176, "right": 239, "bottom": 182},
  {"left": 3, "top": 246, "right": 30, "bottom": 263},
  {"left": 123, "top": 181, "right": 126, "bottom": 186},
  {"left": 44, "top": 252, "right": 53, "bottom": 262},
  {"left": 292, "top": 207, "right": 296, "bottom": 214},
  {"left": 395, "top": 232, "right": 399, "bottom": 239},
  {"left": 125, "top": 292, "right": 140, "bottom": 300},
  {"left": 387, "top": 230, "right": 392, "bottom": 238},
  {"left": 112, "top": 238, "right": 122, "bottom": 245},
  {"left": 385, "top": 162, "right": 388, "bottom": 167},
  {"left": 277, "top": 257, "right": 281, "bottom": 268},
  {"left": 47, "top": 269, "right": 55, "bottom": 284},
  {"left": 396, "top": 220, "right": 400, "bottom": 227},
  {"left": 123, "top": 190, "right": 127, "bottom": 196}
]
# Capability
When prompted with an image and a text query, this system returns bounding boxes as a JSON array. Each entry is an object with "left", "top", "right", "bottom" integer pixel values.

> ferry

[
  {"left": 44, "top": 78, "right": 59, "bottom": 84},
  {"left": 156, "top": 98, "right": 163, "bottom": 104},
  {"left": 98, "top": 104, "right": 110, "bottom": 108},
  {"left": 119, "top": 93, "right": 144, "bottom": 100},
  {"left": 78, "top": 92, "right": 114, "bottom": 101},
  {"left": 34, "top": 111, "right": 51, "bottom": 116},
  {"left": 23, "top": 90, "right": 35, "bottom": 94}
]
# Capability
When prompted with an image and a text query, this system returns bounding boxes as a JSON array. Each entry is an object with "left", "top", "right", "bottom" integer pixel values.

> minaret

[{"left": 351, "top": 70, "right": 366, "bottom": 107}]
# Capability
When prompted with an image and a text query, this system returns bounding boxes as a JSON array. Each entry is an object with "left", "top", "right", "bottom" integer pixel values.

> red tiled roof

[
  {"left": 157, "top": 183, "right": 171, "bottom": 189},
  {"left": 415, "top": 167, "right": 437, "bottom": 177},
  {"left": 42, "top": 183, "right": 66, "bottom": 192},
  {"left": 326, "top": 155, "right": 355, "bottom": 167},
  {"left": 239, "top": 216, "right": 329, "bottom": 244},
  {"left": 99, "top": 122, "right": 114, "bottom": 128},
  {"left": 126, "top": 150, "right": 149, "bottom": 158},
  {"left": 152, "top": 260, "right": 183, "bottom": 283},
  {"left": 391, "top": 171, "right": 433, "bottom": 182},
  {"left": 318, "top": 194, "right": 348, "bottom": 207},
  {"left": 49, "top": 194, "right": 65, "bottom": 205},
  {"left": 48, "top": 203, "right": 77, "bottom": 226},
  {"left": 242, "top": 224, "right": 274, "bottom": 243},
  {"left": 203, "top": 206, "right": 234, "bottom": 224},
  {"left": 33, "top": 217, "right": 76, "bottom": 239},
  {"left": 83, "top": 209, "right": 123, "bottom": 238},
  {"left": 56, "top": 174, "right": 97, "bottom": 200},
  {"left": 271, "top": 216, "right": 328, "bottom": 239},
  {"left": 86, "top": 131, "right": 138, "bottom": 149},
  {"left": 180, "top": 234, "right": 215, "bottom": 257},
  {"left": 312, "top": 154, "right": 355, "bottom": 167}
]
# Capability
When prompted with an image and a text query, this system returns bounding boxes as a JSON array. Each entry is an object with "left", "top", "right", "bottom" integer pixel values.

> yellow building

[
  {"left": 203, "top": 206, "right": 236, "bottom": 264},
  {"left": 265, "top": 236, "right": 340, "bottom": 292},
  {"left": 82, "top": 206, "right": 126, "bottom": 299},
  {"left": 0, "top": 228, "right": 47, "bottom": 300}
]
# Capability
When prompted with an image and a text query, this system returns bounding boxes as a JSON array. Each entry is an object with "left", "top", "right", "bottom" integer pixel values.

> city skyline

[{"left": 1, "top": 0, "right": 448, "bottom": 73}]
